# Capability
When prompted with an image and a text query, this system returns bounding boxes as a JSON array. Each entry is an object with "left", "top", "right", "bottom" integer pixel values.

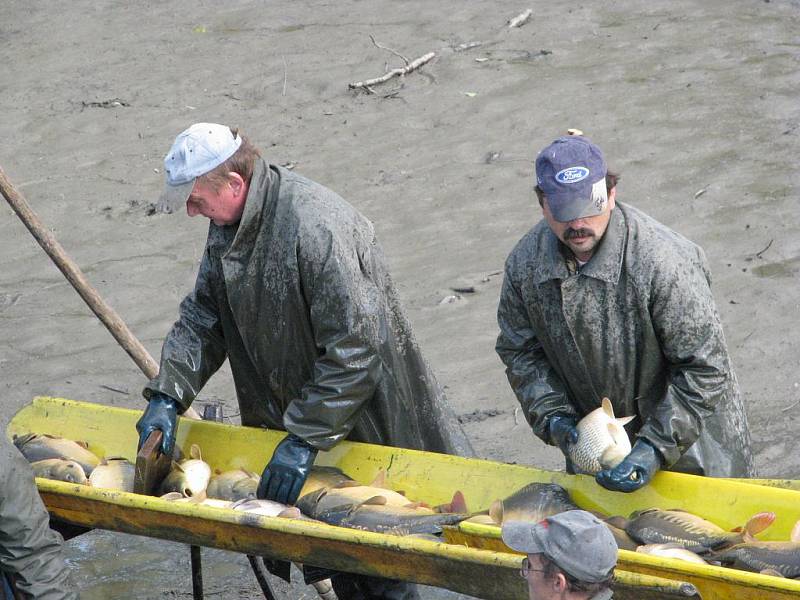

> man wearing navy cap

[
  {"left": 496, "top": 133, "right": 754, "bottom": 492},
  {"left": 502, "top": 510, "right": 617, "bottom": 600}
]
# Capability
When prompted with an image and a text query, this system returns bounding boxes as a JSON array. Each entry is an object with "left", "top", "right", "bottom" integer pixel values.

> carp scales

[
  {"left": 30, "top": 458, "right": 88, "bottom": 484},
  {"left": 159, "top": 444, "right": 212, "bottom": 498},
  {"left": 489, "top": 482, "right": 578, "bottom": 525},
  {"left": 709, "top": 520, "right": 800, "bottom": 578},
  {"left": 636, "top": 543, "right": 708, "bottom": 564},
  {"left": 207, "top": 468, "right": 259, "bottom": 501},
  {"left": 89, "top": 457, "right": 136, "bottom": 492},
  {"left": 14, "top": 433, "right": 100, "bottom": 476},
  {"left": 617, "top": 508, "right": 775, "bottom": 553},
  {"left": 568, "top": 397, "right": 635, "bottom": 474}
]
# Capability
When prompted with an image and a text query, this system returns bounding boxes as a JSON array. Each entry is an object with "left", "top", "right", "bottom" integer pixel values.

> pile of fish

[{"left": 14, "top": 431, "right": 800, "bottom": 579}]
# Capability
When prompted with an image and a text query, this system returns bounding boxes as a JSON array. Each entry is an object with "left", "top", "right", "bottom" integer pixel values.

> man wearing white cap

[
  {"left": 502, "top": 510, "right": 617, "bottom": 600},
  {"left": 136, "top": 123, "right": 473, "bottom": 599},
  {"left": 496, "top": 133, "right": 754, "bottom": 492}
]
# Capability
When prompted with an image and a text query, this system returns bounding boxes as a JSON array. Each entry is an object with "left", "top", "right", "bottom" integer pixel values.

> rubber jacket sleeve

[
  {"left": 144, "top": 245, "right": 228, "bottom": 412},
  {"left": 0, "top": 441, "right": 75, "bottom": 600},
  {"left": 495, "top": 269, "right": 575, "bottom": 441},
  {"left": 637, "top": 249, "right": 729, "bottom": 467},
  {"left": 282, "top": 231, "right": 383, "bottom": 451}
]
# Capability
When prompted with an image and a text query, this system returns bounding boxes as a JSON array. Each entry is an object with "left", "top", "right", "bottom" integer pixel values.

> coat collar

[{"left": 532, "top": 205, "right": 626, "bottom": 285}]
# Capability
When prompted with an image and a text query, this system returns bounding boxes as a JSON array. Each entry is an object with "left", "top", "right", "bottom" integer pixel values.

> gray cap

[
  {"left": 535, "top": 135, "right": 608, "bottom": 223},
  {"left": 502, "top": 510, "right": 617, "bottom": 585},
  {"left": 157, "top": 123, "right": 242, "bottom": 213}
]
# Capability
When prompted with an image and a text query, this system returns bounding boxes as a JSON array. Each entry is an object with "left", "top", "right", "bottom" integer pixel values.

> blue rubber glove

[
  {"left": 258, "top": 433, "right": 318, "bottom": 505},
  {"left": 595, "top": 438, "right": 663, "bottom": 493},
  {"left": 136, "top": 393, "right": 179, "bottom": 456},
  {"left": 548, "top": 415, "right": 579, "bottom": 458}
]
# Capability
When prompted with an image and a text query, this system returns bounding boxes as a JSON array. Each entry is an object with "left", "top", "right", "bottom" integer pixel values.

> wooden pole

[{"left": 0, "top": 164, "right": 200, "bottom": 420}]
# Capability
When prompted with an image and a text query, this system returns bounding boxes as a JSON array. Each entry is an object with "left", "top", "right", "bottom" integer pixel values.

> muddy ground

[{"left": 1, "top": 1, "right": 799, "bottom": 598}]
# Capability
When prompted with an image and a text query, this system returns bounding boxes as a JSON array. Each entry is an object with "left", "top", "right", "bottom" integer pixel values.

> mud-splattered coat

[
  {"left": 496, "top": 202, "right": 754, "bottom": 476},
  {"left": 146, "top": 158, "right": 473, "bottom": 457},
  {"left": 0, "top": 437, "right": 75, "bottom": 600}
]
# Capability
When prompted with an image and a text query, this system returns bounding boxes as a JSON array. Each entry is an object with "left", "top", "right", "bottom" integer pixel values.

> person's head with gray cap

[
  {"left": 502, "top": 510, "right": 617, "bottom": 600},
  {"left": 534, "top": 133, "right": 620, "bottom": 263},
  {"left": 157, "top": 123, "right": 261, "bottom": 226}
]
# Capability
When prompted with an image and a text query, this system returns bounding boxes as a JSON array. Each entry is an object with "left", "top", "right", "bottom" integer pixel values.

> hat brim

[
  {"left": 156, "top": 179, "right": 195, "bottom": 214},
  {"left": 501, "top": 521, "right": 548, "bottom": 555},
  {"left": 547, "top": 178, "right": 608, "bottom": 223}
]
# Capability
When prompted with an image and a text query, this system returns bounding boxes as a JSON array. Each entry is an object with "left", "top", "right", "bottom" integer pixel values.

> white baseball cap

[{"left": 157, "top": 123, "right": 242, "bottom": 213}]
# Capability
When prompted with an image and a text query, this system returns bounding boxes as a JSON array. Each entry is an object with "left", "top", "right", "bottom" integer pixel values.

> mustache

[{"left": 563, "top": 227, "right": 595, "bottom": 240}]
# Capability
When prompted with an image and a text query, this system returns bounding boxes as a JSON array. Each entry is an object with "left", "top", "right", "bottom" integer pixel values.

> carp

[
  {"left": 299, "top": 466, "right": 357, "bottom": 497},
  {"left": 619, "top": 508, "right": 775, "bottom": 554},
  {"left": 568, "top": 397, "right": 635, "bottom": 474},
  {"left": 30, "top": 458, "right": 88, "bottom": 484},
  {"left": 603, "top": 520, "right": 639, "bottom": 551},
  {"left": 636, "top": 543, "right": 708, "bottom": 564},
  {"left": 161, "top": 492, "right": 234, "bottom": 510},
  {"left": 14, "top": 433, "right": 100, "bottom": 476},
  {"left": 159, "top": 444, "right": 212, "bottom": 498},
  {"left": 709, "top": 520, "right": 800, "bottom": 578},
  {"left": 488, "top": 482, "right": 578, "bottom": 525},
  {"left": 207, "top": 468, "right": 259, "bottom": 501},
  {"left": 231, "top": 498, "right": 302, "bottom": 519},
  {"left": 89, "top": 457, "right": 136, "bottom": 492}
]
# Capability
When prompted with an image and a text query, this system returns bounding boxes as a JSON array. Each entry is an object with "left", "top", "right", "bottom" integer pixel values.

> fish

[
  {"left": 159, "top": 444, "right": 212, "bottom": 498},
  {"left": 299, "top": 466, "right": 357, "bottom": 497},
  {"left": 296, "top": 470, "right": 468, "bottom": 536},
  {"left": 637, "top": 543, "right": 708, "bottom": 564},
  {"left": 161, "top": 492, "right": 235, "bottom": 510},
  {"left": 709, "top": 520, "right": 800, "bottom": 578},
  {"left": 231, "top": 498, "right": 302, "bottom": 519},
  {"left": 207, "top": 468, "right": 259, "bottom": 501},
  {"left": 488, "top": 482, "right": 578, "bottom": 525},
  {"left": 603, "top": 519, "right": 639, "bottom": 551},
  {"left": 14, "top": 433, "right": 101, "bottom": 476},
  {"left": 89, "top": 457, "right": 136, "bottom": 492},
  {"left": 620, "top": 508, "right": 775, "bottom": 554},
  {"left": 30, "top": 458, "right": 88, "bottom": 484},
  {"left": 568, "top": 397, "right": 635, "bottom": 474}
]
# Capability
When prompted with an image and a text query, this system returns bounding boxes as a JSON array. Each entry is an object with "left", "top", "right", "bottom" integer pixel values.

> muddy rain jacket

[
  {"left": 146, "top": 158, "right": 473, "bottom": 457},
  {"left": 496, "top": 202, "right": 754, "bottom": 477},
  {"left": 0, "top": 437, "right": 75, "bottom": 600}
]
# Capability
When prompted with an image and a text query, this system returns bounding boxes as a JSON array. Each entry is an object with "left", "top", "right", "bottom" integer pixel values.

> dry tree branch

[
  {"left": 508, "top": 9, "right": 533, "bottom": 28},
  {"left": 349, "top": 52, "right": 435, "bottom": 91},
  {"left": 369, "top": 34, "right": 409, "bottom": 65}
]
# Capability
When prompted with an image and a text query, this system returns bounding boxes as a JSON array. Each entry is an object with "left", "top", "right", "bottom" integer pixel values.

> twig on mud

[
  {"left": 369, "top": 35, "right": 409, "bottom": 65},
  {"left": 282, "top": 55, "right": 288, "bottom": 96},
  {"left": 349, "top": 51, "right": 435, "bottom": 91},
  {"left": 781, "top": 399, "right": 800, "bottom": 413},
  {"left": 513, "top": 407, "right": 521, "bottom": 426},
  {"left": 507, "top": 9, "right": 533, "bottom": 28},
  {"left": 100, "top": 384, "right": 129, "bottom": 395},
  {"left": 755, "top": 239, "right": 774, "bottom": 259}
]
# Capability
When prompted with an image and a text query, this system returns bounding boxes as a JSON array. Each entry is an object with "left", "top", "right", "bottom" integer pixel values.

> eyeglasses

[{"left": 520, "top": 557, "right": 547, "bottom": 579}]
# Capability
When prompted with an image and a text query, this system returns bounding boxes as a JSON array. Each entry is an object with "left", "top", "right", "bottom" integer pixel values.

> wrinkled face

[
  {"left": 186, "top": 173, "right": 248, "bottom": 226},
  {"left": 542, "top": 188, "right": 616, "bottom": 263}
]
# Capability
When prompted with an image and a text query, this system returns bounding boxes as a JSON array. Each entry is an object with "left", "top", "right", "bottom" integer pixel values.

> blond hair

[{"left": 200, "top": 127, "right": 261, "bottom": 190}]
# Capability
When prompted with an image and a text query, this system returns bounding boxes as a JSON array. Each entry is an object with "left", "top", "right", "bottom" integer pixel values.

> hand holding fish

[
  {"left": 136, "top": 392, "right": 180, "bottom": 455},
  {"left": 258, "top": 433, "right": 318, "bottom": 505},
  {"left": 547, "top": 415, "right": 579, "bottom": 458},
  {"left": 595, "top": 438, "right": 662, "bottom": 492}
]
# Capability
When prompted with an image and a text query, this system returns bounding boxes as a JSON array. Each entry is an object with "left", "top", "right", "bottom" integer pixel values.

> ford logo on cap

[{"left": 555, "top": 166, "right": 590, "bottom": 184}]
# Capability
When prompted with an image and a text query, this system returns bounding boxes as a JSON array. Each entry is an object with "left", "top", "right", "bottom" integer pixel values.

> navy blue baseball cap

[{"left": 535, "top": 136, "right": 609, "bottom": 223}]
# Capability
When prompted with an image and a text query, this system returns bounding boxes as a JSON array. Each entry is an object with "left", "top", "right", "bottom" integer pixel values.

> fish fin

[
  {"left": 244, "top": 469, "right": 258, "bottom": 478},
  {"left": 172, "top": 461, "right": 185, "bottom": 472},
  {"left": 403, "top": 501, "right": 427, "bottom": 509},
  {"left": 489, "top": 499, "right": 503, "bottom": 524},
  {"left": 278, "top": 507, "right": 302, "bottom": 519},
  {"left": 790, "top": 520, "right": 800, "bottom": 543},
  {"left": 369, "top": 469, "right": 387, "bottom": 488},
  {"left": 601, "top": 397, "right": 614, "bottom": 417},
  {"left": 75, "top": 440, "right": 90, "bottom": 449},
  {"left": 743, "top": 512, "right": 776, "bottom": 537},
  {"left": 160, "top": 492, "right": 185, "bottom": 501},
  {"left": 230, "top": 498, "right": 249, "bottom": 510},
  {"left": 436, "top": 490, "right": 468, "bottom": 514},
  {"left": 464, "top": 514, "right": 496, "bottom": 525},
  {"left": 761, "top": 568, "right": 785, "bottom": 578},
  {"left": 617, "top": 415, "right": 636, "bottom": 426},
  {"left": 359, "top": 495, "right": 388, "bottom": 507},
  {"left": 333, "top": 481, "right": 362, "bottom": 488},
  {"left": 190, "top": 444, "right": 202, "bottom": 460}
]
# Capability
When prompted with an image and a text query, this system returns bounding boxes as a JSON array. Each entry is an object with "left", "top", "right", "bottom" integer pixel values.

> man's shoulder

[
  {"left": 619, "top": 202, "right": 703, "bottom": 261},
  {"left": 506, "top": 220, "right": 551, "bottom": 267}
]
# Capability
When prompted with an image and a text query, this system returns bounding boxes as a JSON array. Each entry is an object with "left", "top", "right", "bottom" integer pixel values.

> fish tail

[{"left": 743, "top": 512, "right": 776, "bottom": 539}]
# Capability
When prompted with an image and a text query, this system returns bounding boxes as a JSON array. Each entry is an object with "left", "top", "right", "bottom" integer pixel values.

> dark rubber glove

[
  {"left": 258, "top": 433, "right": 318, "bottom": 505},
  {"left": 136, "top": 393, "right": 179, "bottom": 456},
  {"left": 548, "top": 415, "right": 579, "bottom": 458},
  {"left": 595, "top": 438, "right": 663, "bottom": 493}
]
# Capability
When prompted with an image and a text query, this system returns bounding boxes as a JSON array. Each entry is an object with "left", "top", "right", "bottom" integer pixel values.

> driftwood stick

[
  {"left": 508, "top": 9, "right": 533, "bottom": 28},
  {"left": 349, "top": 52, "right": 435, "bottom": 90},
  {"left": 369, "top": 35, "right": 409, "bottom": 65}
]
